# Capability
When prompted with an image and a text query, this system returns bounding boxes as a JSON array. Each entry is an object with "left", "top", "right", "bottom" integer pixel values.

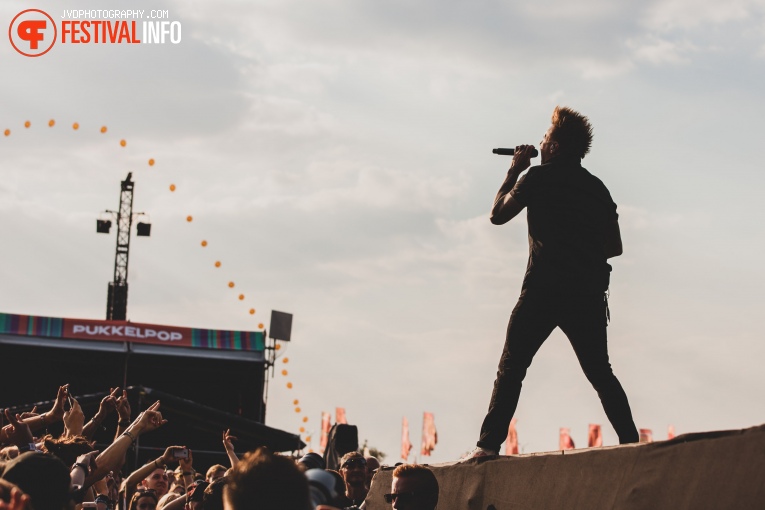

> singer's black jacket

[{"left": 509, "top": 155, "right": 617, "bottom": 293}]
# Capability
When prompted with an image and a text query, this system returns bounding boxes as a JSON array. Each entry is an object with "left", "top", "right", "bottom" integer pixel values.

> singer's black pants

[{"left": 476, "top": 286, "right": 639, "bottom": 452}]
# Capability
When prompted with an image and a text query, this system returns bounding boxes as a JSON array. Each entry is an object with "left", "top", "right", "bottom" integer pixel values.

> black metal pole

[{"left": 107, "top": 173, "right": 134, "bottom": 320}]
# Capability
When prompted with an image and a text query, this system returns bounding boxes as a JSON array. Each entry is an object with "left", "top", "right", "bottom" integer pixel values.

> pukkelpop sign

[{"left": 0, "top": 312, "right": 265, "bottom": 352}]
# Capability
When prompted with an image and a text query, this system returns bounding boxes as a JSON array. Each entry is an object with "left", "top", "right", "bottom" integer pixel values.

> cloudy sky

[{"left": 2, "top": 0, "right": 764, "bottom": 462}]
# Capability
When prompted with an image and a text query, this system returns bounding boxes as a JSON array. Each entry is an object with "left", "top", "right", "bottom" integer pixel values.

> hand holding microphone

[
  {"left": 494, "top": 144, "right": 537, "bottom": 173},
  {"left": 492, "top": 147, "right": 539, "bottom": 157}
]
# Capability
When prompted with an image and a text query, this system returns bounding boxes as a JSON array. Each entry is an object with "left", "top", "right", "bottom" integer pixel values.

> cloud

[
  {"left": 642, "top": 0, "right": 764, "bottom": 31},
  {"left": 569, "top": 57, "right": 635, "bottom": 80},
  {"left": 627, "top": 35, "right": 696, "bottom": 65}
]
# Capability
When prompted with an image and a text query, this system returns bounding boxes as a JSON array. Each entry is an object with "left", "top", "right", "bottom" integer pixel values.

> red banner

[
  {"left": 559, "top": 428, "right": 575, "bottom": 450},
  {"left": 421, "top": 412, "right": 437, "bottom": 456},
  {"left": 401, "top": 417, "right": 413, "bottom": 460},
  {"left": 667, "top": 425, "right": 675, "bottom": 440},
  {"left": 588, "top": 424, "right": 602, "bottom": 447},
  {"left": 505, "top": 418, "right": 519, "bottom": 455},
  {"left": 319, "top": 412, "right": 331, "bottom": 453},
  {"left": 336, "top": 407, "right": 347, "bottom": 424},
  {"left": 639, "top": 428, "right": 653, "bottom": 443}
]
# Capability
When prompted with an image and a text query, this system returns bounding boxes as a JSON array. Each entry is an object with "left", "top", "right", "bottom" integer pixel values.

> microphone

[{"left": 493, "top": 147, "right": 538, "bottom": 158}]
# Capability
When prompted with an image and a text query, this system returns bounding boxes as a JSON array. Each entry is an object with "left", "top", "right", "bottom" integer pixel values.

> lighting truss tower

[
  {"left": 97, "top": 173, "right": 151, "bottom": 321},
  {"left": 106, "top": 173, "right": 135, "bottom": 320}
]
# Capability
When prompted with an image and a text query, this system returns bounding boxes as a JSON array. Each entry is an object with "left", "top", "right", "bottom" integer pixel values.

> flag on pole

[
  {"left": 421, "top": 412, "right": 438, "bottom": 456},
  {"left": 319, "top": 412, "right": 331, "bottom": 453},
  {"left": 559, "top": 428, "right": 575, "bottom": 450},
  {"left": 505, "top": 418, "right": 519, "bottom": 455},
  {"left": 401, "top": 417, "right": 413, "bottom": 460},
  {"left": 639, "top": 428, "right": 653, "bottom": 443},
  {"left": 336, "top": 407, "right": 347, "bottom": 424},
  {"left": 588, "top": 424, "right": 602, "bottom": 447},
  {"left": 667, "top": 425, "right": 675, "bottom": 440}
]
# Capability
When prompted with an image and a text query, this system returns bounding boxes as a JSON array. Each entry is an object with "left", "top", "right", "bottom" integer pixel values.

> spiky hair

[{"left": 550, "top": 106, "right": 593, "bottom": 159}]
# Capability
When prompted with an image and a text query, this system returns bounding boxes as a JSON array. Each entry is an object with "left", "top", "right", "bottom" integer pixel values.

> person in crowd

[
  {"left": 297, "top": 452, "right": 325, "bottom": 472},
  {"left": 120, "top": 445, "right": 194, "bottom": 505},
  {"left": 335, "top": 452, "right": 368, "bottom": 508},
  {"left": 364, "top": 456, "right": 380, "bottom": 490},
  {"left": 128, "top": 466, "right": 169, "bottom": 500},
  {"left": 94, "top": 493, "right": 113, "bottom": 510},
  {"left": 1, "top": 452, "right": 71, "bottom": 510},
  {"left": 128, "top": 489, "right": 158, "bottom": 510},
  {"left": 323, "top": 470, "right": 347, "bottom": 508},
  {"left": 184, "top": 481, "right": 208, "bottom": 510},
  {"left": 385, "top": 464, "right": 439, "bottom": 510},
  {"left": 158, "top": 490, "right": 181, "bottom": 510},
  {"left": 201, "top": 477, "right": 228, "bottom": 510},
  {"left": 224, "top": 448, "right": 310, "bottom": 510},
  {"left": 40, "top": 434, "right": 94, "bottom": 468},
  {"left": 205, "top": 465, "right": 227, "bottom": 483}
]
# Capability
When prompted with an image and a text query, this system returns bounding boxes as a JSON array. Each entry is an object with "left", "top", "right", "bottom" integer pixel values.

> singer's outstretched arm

[
  {"left": 490, "top": 171, "right": 524, "bottom": 225},
  {"left": 490, "top": 144, "right": 534, "bottom": 225}
]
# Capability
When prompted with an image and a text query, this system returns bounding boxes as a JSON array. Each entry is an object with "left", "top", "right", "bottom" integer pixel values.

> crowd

[{"left": 1, "top": 385, "right": 439, "bottom": 510}]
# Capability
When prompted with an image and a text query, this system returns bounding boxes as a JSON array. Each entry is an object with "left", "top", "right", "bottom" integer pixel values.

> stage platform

[{"left": 364, "top": 424, "right": 765, "bottom": 509}]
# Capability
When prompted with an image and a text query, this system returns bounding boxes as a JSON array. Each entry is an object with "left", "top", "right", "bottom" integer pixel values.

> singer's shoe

[{"left": 461, "top": 446, "right": 498, "bottom": 461}]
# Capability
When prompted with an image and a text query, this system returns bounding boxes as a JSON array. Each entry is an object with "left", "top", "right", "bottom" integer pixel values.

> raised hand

[
  {"left": 160, "top": 446, "right": 186, "bottom": 465},
  {"left": 98, "top": 388, "right": 121, "bottom": 416},
  {"left": 18, "top": 406, "right": 38, "bottom": 421},
  {"left": 223, "top": 428, "right": 239, "bottom": 467},
  {"left": 0, "top": 485, "right": 31, "bottom": 510},
  {"left": 3, "top": 409, "right": 34, "bottom": 448},
  {"left": 179, "top": 448, "right": 193, "bottom": 473},
  {"left": 132, "top": 401, "right": 167, "bottom": 434},
  {"left": 64, "top": 397, "right": 85, "bottom": 437},
  {"left": 510, "top": 144, "right": 536, "bottom": 173},
  {"left": 116, "top": 389, "right": 131, "bottom": 422},
  {"left": 76, "top": 449, "right": 101, "bottom": 472},
  {"left": 48, "top": 384, "right": 70, "bottom": 423},
  {"left": 223, "top": 429, "right": 237, "bottom": 452}
]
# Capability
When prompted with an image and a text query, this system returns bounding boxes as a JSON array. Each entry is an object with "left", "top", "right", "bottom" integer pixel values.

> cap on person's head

[
  {"left": 186, "top": 481, "right": 209, "bottom": 503},
  {"left": 1, "top": 452, "right": 71, "bottom": 510},
  {"left": 298, "top": 453, "right": 325, "bottom": 471}
]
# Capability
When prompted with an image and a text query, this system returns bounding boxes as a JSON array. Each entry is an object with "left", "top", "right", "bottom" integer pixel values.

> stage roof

[{"left": 0, "top": 312, "right": 265, "bottom": 362}]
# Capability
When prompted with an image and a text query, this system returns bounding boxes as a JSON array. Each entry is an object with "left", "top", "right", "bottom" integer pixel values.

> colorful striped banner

[{"left": 0, "top": 312, "right": 264, "bottom": 352}]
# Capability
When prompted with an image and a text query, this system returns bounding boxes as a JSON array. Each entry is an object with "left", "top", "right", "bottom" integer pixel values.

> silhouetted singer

[{"left": 467, "top": 106, "right": 639, "bottom": 458}]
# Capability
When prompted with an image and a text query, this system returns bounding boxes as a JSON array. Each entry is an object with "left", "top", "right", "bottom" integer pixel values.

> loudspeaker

[
  {"left": 269, "top": 310, "right": 293, "bottom": 341},
  {"left": 96, "top": 219, "right": 112, "bottom": 233},
  {"left": 107, "top": 282, "right": 128, "bottom": 320},
  {"left": 136, "top": 222, "right": 151, "bottom": 237}
]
